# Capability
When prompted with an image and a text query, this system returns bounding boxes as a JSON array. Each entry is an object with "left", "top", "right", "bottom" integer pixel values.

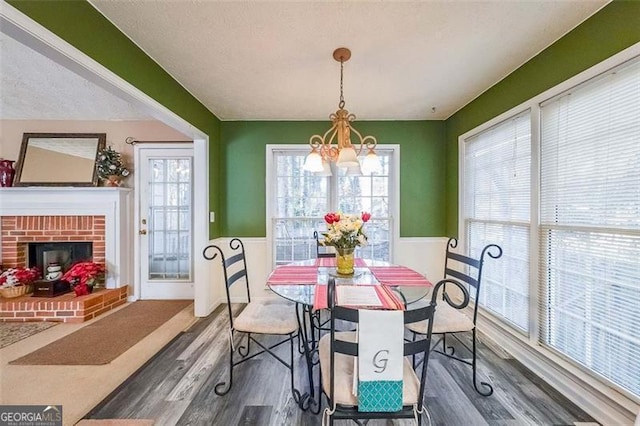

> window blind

[
  {"left": 540, "top": 58, "right": 640, "bottom": 398},
  {"left": 464, "top": 111, "right": 531, "bottom": 331}
]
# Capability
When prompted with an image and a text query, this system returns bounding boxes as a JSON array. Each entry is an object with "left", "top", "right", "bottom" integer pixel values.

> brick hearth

[{"left": 0, "top": 286, "right": 128, "bottom": 323}]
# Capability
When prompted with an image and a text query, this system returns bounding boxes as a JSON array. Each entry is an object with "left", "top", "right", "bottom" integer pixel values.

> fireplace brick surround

[
  {"left": 1, "top": 215, "right": 106, "bottom": 269},
  {"left": 0, "top": 215, "right": 114, "bottom": 322}
]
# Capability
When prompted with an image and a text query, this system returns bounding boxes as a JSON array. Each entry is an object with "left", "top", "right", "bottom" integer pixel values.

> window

[
  {"left": 271, "top": 151, "right": 328, "bottom": 265},
  {"left": 463, "top": 111, "right": 531, "bottom": 331},
  {"left": 462, "top": 55, "right": 640, "bottom": 400},
  {"left": 540, "top": 58, "right": 640, "bottom": 398},
  {"left": 267, "top": 146, "right": 397, "bottom": 267}
]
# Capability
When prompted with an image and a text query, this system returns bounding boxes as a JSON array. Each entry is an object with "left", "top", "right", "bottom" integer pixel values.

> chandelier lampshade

[
  {"left": 336, "top": 146, "right": 358, "bottom": 167},
  {"left": 317, "top": 158, "right": 333, "bottom": 176},
  {"left": 345, "top": 163, "right": 363, "bottom": 176},
  {"left": 304, "top": 148, "right": 323, "bottom": 172},
  {"left": 361, "top": 148, "right": 382, "bottom": 174},
  {"left": 303, "top": 47, "right": 381, "bottom": 174}
]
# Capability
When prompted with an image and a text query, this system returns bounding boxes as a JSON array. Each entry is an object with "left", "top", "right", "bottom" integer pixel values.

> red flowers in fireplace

[{"left": 62, "top": 262, "right": 105, "bottom": 296}]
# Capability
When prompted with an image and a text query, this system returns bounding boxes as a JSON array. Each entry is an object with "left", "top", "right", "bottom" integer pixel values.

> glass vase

[
  {"left": 0, "top": 159, "right": 15, "bottom": 187},
  {"left": 336, "top": 247, "right": 356, "bottom": 275}
]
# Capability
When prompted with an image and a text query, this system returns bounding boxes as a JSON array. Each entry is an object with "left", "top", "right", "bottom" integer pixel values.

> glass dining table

[{"left": 266, "top": 258, "right": 433, "bottom": 412}]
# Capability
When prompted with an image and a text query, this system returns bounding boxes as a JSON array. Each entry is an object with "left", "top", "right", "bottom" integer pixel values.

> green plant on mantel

[{"left": 96, "top": 146, "right": 130, "bottom": 180}]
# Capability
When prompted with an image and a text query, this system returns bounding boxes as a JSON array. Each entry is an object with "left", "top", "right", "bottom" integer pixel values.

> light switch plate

[{"left": 209, "top": 212, "right": 215, "bottom": 223}]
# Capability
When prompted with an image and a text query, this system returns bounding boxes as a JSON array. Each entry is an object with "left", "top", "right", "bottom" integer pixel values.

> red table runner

[
  {"left": 368, "top": 266, "right": 433, "bottom": 287},
  {"left": 267, "top": 265, "right": 318, "bottom": 285}
]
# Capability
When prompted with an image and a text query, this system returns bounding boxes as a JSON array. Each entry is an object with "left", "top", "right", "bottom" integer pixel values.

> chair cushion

[
  {"left": 318, "top": 332, "right": 420, "bottom": 406},
  {"left": 234, "top": 299, "right": 298, "bottom": 335},
  {"left": 406, "top": 303, "right": 475, "bottom": 334}
]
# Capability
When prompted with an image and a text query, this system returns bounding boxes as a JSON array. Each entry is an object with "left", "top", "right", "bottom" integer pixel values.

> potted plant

[
  {"left": 61, "top": 261, "right": 105, "bottom": 296},
  {"left": 96, "top": 146, "right": 130, "bottom": 187},
  {"left": 321, "top": 212, "right": 370, "bottom": 275},
  {"left": 0, "top": 267, "right": 40, "bottom": 298}
]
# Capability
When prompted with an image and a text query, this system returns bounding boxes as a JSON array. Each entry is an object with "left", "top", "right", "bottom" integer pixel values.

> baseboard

[{"left": 208, "top": 297, "right": 224, "bottom": 312}]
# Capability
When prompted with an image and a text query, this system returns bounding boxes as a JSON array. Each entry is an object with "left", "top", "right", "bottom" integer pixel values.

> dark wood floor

[{"left": 87, "top": 304, "right": 596, "bottom": 425}]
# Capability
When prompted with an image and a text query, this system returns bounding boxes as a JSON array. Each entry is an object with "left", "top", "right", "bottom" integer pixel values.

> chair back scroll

[
  {"left": 443, "top": 237, "right": 503, "bottom": 324},
  {"left": 314, "top": 231, "right": 336, "bottom": 258},
  {"left": 202, "top": 238, "right": 251, "bottom": 329}
]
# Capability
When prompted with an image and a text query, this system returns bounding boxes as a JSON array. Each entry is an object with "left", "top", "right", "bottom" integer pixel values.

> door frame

[{"left": 2, "top": 4, "right": 211, "bottom": 315}]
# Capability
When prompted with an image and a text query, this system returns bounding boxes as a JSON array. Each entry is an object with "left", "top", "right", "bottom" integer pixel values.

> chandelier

[{"left": 303, "top": 47, "right": 381, "bottom": 175}]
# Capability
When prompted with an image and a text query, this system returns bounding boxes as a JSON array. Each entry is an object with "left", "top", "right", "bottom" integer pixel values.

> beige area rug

[
  {"left": 0, "top": 321, "right": 58, "bottom": 349},
  {"left": 10, "top": 300, "right": 192, "bottom": 365}
]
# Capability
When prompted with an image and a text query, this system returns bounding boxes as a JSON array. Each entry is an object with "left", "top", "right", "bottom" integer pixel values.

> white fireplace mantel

[{"left": 0, "top": 187, "right": 133, "bottom": 290}]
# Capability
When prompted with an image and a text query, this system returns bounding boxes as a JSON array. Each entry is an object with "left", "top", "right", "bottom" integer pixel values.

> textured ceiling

[
  {"left": 0, "top": 1, "right": 609, "bottom": 122},
  {"left": 90, "top": 0, "right": 607, "bottom": 120},
  {"left": 0, "top": 32, "right": 151, "bottom": 121}
]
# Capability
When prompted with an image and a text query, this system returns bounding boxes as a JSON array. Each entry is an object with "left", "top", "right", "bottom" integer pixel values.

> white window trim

[
  {"left": 265, "top": 144, "right": 400, "bottom": 276},
  {"left": 458, "top": 41, "right": 640, "bottom": 424}
]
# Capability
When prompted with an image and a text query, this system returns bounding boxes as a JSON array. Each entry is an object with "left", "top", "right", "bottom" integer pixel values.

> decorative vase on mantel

[
  {"left": 0, "top": 159, "right": 15, "bottom": 187},
  {"left": 336, "top": 246, "right": 356, "bottom": 275}
]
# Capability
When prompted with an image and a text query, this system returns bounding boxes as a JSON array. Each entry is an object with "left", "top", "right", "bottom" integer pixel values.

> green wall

[
  {"left": 220, "top": 121, "right": 446, "bottom": 237},
  {"left": 7, "top": 0, "right": 222, "bottom": 237},
  {"left": 11, "top": 1, "right": 639, "bottom": 240},
  {"left": 445, "top": 0, "right": 640, "bottom": 236}
]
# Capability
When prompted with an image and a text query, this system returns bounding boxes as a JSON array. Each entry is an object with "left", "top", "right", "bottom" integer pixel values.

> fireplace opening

[{"left": 27, "top": 242, "right": 93, "bottom": 277}]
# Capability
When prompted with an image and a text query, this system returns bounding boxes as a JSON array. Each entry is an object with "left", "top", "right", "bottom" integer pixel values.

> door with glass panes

[
  {"left": 137, "top": 146, "right": 194, "bottom": 299},
  {"left": 270, "top": 148, "right": 393, "bottom": 268}
]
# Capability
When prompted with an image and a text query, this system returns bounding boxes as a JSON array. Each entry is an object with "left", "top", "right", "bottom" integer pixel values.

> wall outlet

[{"left": 209, "top": 212, "right": 215, "bottom": 223}]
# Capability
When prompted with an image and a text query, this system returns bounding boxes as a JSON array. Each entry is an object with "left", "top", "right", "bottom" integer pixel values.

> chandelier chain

[{"left": 339, "top": 60, "right": 345, "bottom": 109}]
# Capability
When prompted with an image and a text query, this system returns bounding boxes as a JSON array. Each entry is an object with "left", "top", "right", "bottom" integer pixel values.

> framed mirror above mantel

[{"left": 14, "top": 133, "right": 106, "bottom": 187}]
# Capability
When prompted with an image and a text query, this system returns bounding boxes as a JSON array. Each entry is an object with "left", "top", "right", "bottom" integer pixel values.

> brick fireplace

[{"left": 0, "top": 187, "right": 133, "bottom": 322}]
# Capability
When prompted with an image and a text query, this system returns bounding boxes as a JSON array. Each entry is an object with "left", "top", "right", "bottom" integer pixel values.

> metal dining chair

[
  {"left": 202, "top": 238, "right": 303, "bottom": 402},
  {"left": 319, "top": 277, "right": 470, "bottom": 425},
  {"left": 314, "top": 230, "right": 336, "bottom": 258},
  {"left": 408, "top": 237, "right": 502, "bottom": 396}
]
